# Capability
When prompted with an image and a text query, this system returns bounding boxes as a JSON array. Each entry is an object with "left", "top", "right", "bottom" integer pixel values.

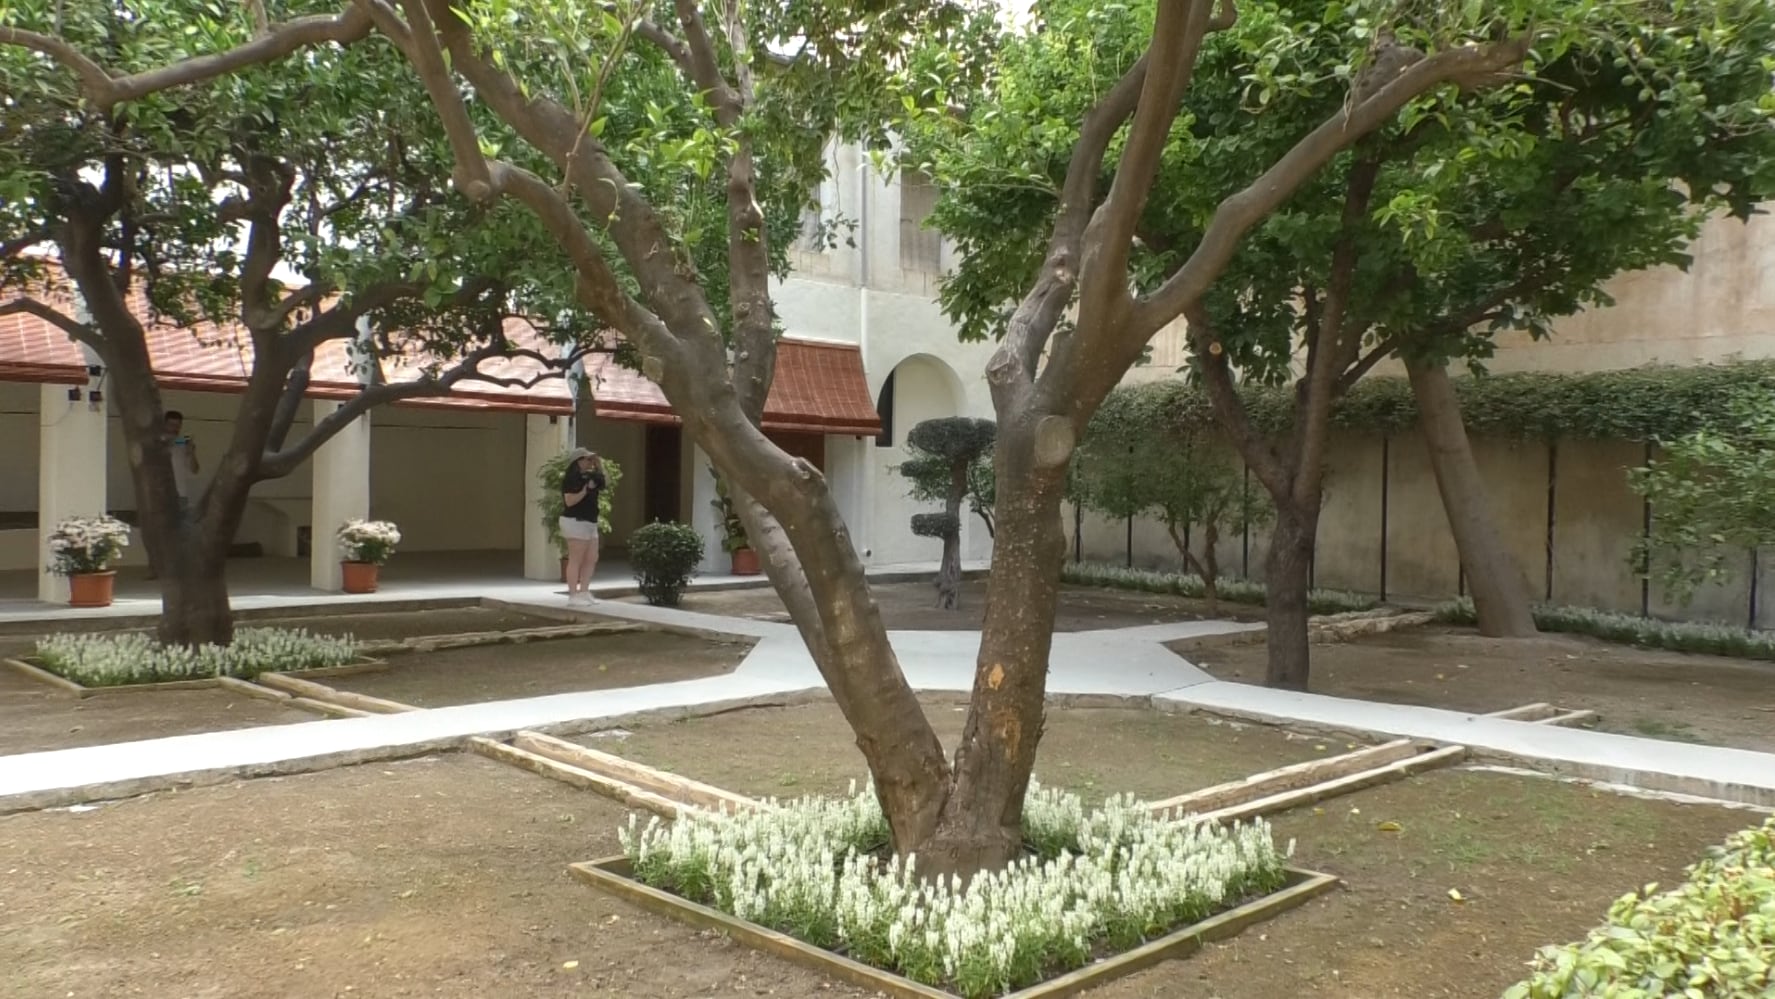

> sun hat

[{"left": 565, "top": 447, "right": 596, "bottom": 462}]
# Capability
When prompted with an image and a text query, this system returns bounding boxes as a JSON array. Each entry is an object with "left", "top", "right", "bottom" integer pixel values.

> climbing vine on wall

[{"left": 1097, "top": 360, "right": 1775, "bottom": 443}]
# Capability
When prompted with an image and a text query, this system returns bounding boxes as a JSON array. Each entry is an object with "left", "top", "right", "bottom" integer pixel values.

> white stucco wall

[{"left": 771, "top": 143, "right": 999, "bottom": 570}]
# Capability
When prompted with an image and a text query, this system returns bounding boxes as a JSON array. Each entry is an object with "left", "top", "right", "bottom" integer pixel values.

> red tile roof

[
  {"left": 586, "top": 338, "right": 882, "bottom": 436},
  {"left": 0, "top": 276, "right": 575, "bottom": 414},
  {"left": 3, "top": 266, "right": 882, "bottom": 433}
]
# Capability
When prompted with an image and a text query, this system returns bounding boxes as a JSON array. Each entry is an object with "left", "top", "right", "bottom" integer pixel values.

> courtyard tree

[
  {"left": 1630, "top": 390, "right": 1775, "bottom": 605},
  {"left": 901, "top": 416, "right": 996, "bottom": 609},
  {"left": 916, "top": 0, "right": 1775, "bottom": 688},
  {"left": 0, "top": 0, "right": 593, "bottom": 644},
  {"left": 1075, "top": 383, "right": 1265, "bottom": 614},
  {"left": 1, "top": 0, "right": 1607, "bottom": 874}
]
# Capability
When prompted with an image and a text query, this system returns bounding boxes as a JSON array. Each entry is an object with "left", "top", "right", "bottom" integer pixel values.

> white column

[
  {"left": 689, "top": 447, "right": 721, "bottom": 573},
  {"left": 38, "top": 378, "right": 108, "bottom": 603},
  {"left": 523, "top": 412, "right": 575, "bottom": 580},
  {"left": 309, "top": 399, "right": 371, "bottom": 591}
]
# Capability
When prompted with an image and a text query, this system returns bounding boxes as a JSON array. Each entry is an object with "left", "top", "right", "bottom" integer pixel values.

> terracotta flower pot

[
  {"left": 730, "top": 547, "right": 760, "bottom": 576},
  {"left": 68, "top": 571, "right": 116, "bottom": 608},
  {"left": 341, "top": 561, "right": 380, "bottom": 594}
]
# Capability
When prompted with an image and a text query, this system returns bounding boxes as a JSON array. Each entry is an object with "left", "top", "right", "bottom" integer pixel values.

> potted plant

[
  {"left": 537, "top": 452, "right": 622, "bottom": 579},
  {"left": 336, "top": 519, "right": 402, "bottom": 593},
  {"left": 709, "top": 470, "right": 758, "bottom": 576},
  {"left": 46, "top": 515, "right": 132, "bottom": 607}
]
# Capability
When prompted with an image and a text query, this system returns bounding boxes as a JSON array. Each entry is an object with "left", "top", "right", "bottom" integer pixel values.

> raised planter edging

[
  {"left": 4, "top": 655, "right": 384, "bottom": 697},
  {"left": 570, "top": 856, "right": 1338, "bottom": 999}
]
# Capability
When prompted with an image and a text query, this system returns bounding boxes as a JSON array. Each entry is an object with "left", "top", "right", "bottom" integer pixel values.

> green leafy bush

[
  {"left": 629, "top": 521, "right": 705, "bottom": 606},
  {"left": 1433, "top": 598, "right": 1775, "bottom": 661},
  {"left": 1104, "top": 360, "right": 1775, "bottom": 444},
  {"left": 1061, "top": 561, "right": 1376, "bottom": 616},
  {"left": 34, "top": 628, "right": 358, "bottom": 687},
  {"left": 1505, "top": 818, "right": 1774, "bottom": 998}
]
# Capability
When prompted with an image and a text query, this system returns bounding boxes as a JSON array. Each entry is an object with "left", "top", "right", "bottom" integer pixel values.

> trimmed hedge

[
  {"left": 1505, "top": 818, "right": 1774, "bottom": 999},
  {"left": 1433, "top": 598, "right": 1775, "bottom": 661},
  {"left": 1060, "top": 561, "right": 1377, "bottom": 616},
  {"left": 1094, "top": 360, "right": 1775, "bottom": 444}
]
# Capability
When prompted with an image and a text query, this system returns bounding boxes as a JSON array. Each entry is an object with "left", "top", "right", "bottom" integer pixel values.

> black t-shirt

[{"left": 562, "top": 466, "right": 606, "bottom": 522}]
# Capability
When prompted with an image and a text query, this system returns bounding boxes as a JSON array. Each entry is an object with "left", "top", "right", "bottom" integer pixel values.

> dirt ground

[
  {"left": 1, "top": 711, "right": 1761, "bottom": 999},
  {"left": 254, "top": 606, "right": 564, "bottom": 643},
  {"left": 653, "top": 579, "right": 1261, "bottom": 632},
  {"left": 599, "top": 696, "right": 1344, "bottom": 800},
  {"left": 0, "top": 667, "right": 315, "bottom": 756},
  {"left": 1176, "top": 625, "right": 1775, "bottom": 754},
  {"left": 329, "top": 631, "right": 751, "bottom": 708}
]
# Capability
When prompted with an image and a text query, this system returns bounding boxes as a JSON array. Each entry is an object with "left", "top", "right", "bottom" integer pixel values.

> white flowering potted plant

[
  {"left": 46, "top": 515, "right": 132, "bottom": 607},
  {"left": 336, "top": 519, "right": 401, "bottom": 593}
]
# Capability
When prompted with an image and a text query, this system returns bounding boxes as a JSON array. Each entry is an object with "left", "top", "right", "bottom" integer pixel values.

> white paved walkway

[{"left": 2, "top": 582, "right": 1773, "bottom": 812}]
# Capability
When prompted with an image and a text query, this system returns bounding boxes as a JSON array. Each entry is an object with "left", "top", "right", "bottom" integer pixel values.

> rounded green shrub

[{"left": 629, "top": 521, "right": 705, "bottom": 607}]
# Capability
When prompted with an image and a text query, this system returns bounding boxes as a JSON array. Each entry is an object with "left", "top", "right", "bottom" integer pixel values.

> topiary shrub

[
  {"left": 629, "top": 521, "right": 705, "bottom": 606},
  {"left": 898, "top": 417, "right": 996, "bottom": 609}
]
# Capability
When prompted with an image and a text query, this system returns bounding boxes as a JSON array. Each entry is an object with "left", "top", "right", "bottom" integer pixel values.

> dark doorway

[{"left": 643, "top": 424, "right": 684, "bottom": 524}]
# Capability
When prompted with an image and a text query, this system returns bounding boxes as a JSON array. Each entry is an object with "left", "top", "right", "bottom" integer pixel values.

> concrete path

[{"left": 3, "top": 583, "right": 1774, "bottom": 812}]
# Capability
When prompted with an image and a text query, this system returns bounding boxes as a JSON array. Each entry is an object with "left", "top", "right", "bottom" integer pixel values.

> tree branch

[
  {"left": 1130, "top": 35, "right": 1533, "bottom": 341},
  {"left": 260, "top": 344, "right": 574, "bottom": 476},
  {"left": 0, "top": 7, "right": 372, "bottom": 109},
  {"left": 393, "top": 0, "right": 493, "bottom": 201},
  {"left": 1186, "top": 305, "right": 1290, "bottom": 499},
  {"left": 988, "top": 50, "right": 1152, "bottom": 409},
  {"left": 0, "top": 295, "right": 107, "bottom": 358},
  {"left": 267, "top": 350, "right": 314, "bottom": 453}
]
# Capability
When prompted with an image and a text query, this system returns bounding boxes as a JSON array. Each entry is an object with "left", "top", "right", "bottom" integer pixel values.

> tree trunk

[
  {"left": 936, "top": 458, "right": 967, "bottom": 610},
  {"left": 916, "top": 430, "right": 1071, "bottom": 877},
  {"left": 1406, "top": 357, "right": 1538, "bottom": 638},
  {"left": 1264, "top": 504, "right": 1318, "bottom": 690},
  {"left": 157, "top": 541, "right": 235, "bottom": 646},
  {"left": 1201, "top": 520, "right": 1221, "bottom": 616}
]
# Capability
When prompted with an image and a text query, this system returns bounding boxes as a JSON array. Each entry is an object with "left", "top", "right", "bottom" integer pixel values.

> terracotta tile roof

[
  {"left": 0, "top": 305, "right": 87, "bottom": 384},
  {"left": 586, "top": 338, "right": 882, "bottom": 436},
  {"left": 0, "top": 274, "right": 575, "bottom": 414}
]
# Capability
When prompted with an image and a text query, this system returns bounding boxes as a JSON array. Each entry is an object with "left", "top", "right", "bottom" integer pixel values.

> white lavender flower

[
  {"left": 34, "top": 627, "right": 358, "bottom": 687},
  {"left": 619, "top": 779, "right": 1287, "bottom": 997}
]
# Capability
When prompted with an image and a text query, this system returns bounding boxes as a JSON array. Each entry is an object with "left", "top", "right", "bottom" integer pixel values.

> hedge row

[
  {"left": 1433, "top": 598, "right": 1775, "bottom": 661},
  {"left": 1093, "top": 359, "right": 1775, "bottom": 444},
  {"left": 1060, "top": 561, "right": 1377, "bottom": 616},
  {"left": 1505, "top": 818, "right": 1774, "bottom": 998}
]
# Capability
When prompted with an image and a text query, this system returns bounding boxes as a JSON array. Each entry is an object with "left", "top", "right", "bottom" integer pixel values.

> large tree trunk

[
  {"left": 158, "top": 540, "right": 235, "bottom": 646},
  {"left": 1406, "top": 357, "right": 1538, "bottom": 638},
  {"left": 916, "top": 424, "right": 1071, "bottom": 877},
  {"left": 1263, "top": 503, "right": 1319, "bottom": 691}
]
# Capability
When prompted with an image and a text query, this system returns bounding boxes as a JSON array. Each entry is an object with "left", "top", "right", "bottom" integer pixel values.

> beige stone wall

[{"left": 1086, "top": 430, "right": 1773, "bottom": 627}]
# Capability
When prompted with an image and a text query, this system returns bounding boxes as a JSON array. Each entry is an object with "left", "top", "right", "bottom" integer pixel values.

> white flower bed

[
  {"left": 619, "top": 780, "right": 1288, "bottom": 997},
  {"left": 34, "top": 627, "right": 359, "bottom": 687}
]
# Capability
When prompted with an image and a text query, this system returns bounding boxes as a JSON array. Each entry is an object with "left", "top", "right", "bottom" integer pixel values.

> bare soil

[
  {"left": 328, "top": 631, "right": 750, "bottom": 708},
  {"left": 254, "top": 606, "right": 565, "bottom": 643},
  {"left": 651, "top": 579, "right": 1262, "bottom": 632},
  {"left": 598, "top": 696, "right": 1346, "bottom": 800},
  {"left": 0, "top": 754, "right": 873, "bottom": 999},
  {"left": 1132, "top": 769, "right": 1763, "bottom": 998},
  {"left": 1176, "top": 625, "right": 1775, "bottom": 754},
  {"left": 1, "top": 709, "right": 1759, "bottom": 999},
  {"left": 0, "top": 667, "right": 314, "bottom": 756}
]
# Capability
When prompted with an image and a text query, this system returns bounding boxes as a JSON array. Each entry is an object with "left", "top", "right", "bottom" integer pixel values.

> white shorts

[{"left": 559, "top": 517, "right": 600, "bottom": 542}]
